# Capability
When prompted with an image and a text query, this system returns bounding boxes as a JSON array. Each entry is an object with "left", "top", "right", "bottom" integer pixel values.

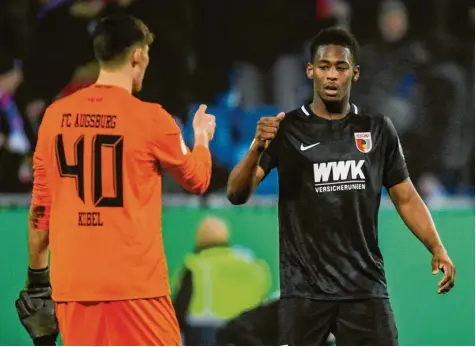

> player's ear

[
  {"left": 131, "top": 48, "right": 142, "bottom": 67},
  {"left": 352, "top": 65, "right": 360, "bottom": 83},
  {"left": 306, "top": 62, "right": 314, "bottom": 80}
]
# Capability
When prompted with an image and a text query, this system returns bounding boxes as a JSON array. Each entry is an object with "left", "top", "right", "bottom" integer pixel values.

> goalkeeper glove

[{"left": 15, "top": 268, "right": 59, "bottom": 345}]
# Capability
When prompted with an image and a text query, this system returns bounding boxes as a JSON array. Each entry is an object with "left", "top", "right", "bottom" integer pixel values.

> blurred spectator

[
  {"left": 189, "top": 0, "right": 233, "bottom": 105},
  {"left": 417, "top": 31, "right": 473, "bottom": 196},
  {"left": 229, "top": 0, "right": 318, "bottom": 112},
  {"left": 0, "top": 0, "right": 34, "bottom": 154},
  {"left": 352, "top": 0, "right": 428, "bottom": 136},
  {"left": 0, "top": 0, "right": 472, "bottom": 197},
  {"left": 14, "top": 0, "right": 95, "bottom": 145},
  {"left": 351, "top": 0, "right": 474, "bottom": 198},
  {"left": 15, "top": 0, "right": 195, "bottom": 138},
  {"left": 0, "top": 0, "right": 35, "bottom": 192},
  {"left": 173, "top": 216, "right": 272, "bottom": 346},
  {"left": 0, "top": 0, "right": 31, "bottom": 78},
  {"left": 351, "top": 0, "right": 433, "bottom": 195},
  {"left": 124, "top": 0, "right": 195, "bottom": 123}
]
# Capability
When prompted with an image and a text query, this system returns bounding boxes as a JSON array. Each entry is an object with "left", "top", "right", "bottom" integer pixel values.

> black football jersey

[{"left": 259, "top": 103, "right": 409, "bottom": 300}]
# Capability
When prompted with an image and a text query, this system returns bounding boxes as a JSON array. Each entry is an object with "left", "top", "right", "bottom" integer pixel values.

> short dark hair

[
  {"left": 92, "top": 14, "right": 154, "bottom": 66},
  {"left": 309, "top": 27, "right": 359, "bottom": 64}
]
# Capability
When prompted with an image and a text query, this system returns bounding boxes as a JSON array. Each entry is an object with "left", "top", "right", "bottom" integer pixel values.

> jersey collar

[{"left": 300, "top": 103, "right": 359, "bottom": 118}]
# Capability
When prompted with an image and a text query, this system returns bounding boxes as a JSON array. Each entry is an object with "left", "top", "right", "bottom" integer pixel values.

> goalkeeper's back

[{"left": 32, "top": 84, "right": 212, "bottom": 302}]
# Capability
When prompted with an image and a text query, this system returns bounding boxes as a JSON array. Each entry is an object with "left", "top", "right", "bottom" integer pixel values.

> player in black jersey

[{"left": 227, "top": 27, "right": 456, "bottom": 345}]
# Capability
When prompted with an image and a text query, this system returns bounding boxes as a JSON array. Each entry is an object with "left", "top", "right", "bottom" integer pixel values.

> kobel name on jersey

[{"left": 313, "top": 160, "right": 366, "bottom": 193}]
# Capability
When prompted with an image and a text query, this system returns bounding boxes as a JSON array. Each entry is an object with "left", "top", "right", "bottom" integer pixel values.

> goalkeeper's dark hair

[
  {"left": 92, "top": 14, "right": 154, "bottom": 68},
  {"left": 309, "top": 27, "right": 359, "bottom": 64}
]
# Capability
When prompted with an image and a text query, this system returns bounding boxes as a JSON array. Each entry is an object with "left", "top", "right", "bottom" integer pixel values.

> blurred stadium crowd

[{"left": 0, "top": 0, "right": 474, "bottom": 201}]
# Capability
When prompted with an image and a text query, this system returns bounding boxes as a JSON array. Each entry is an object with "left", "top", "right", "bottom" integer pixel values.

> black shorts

[
  {"left": 217, "top": 300, "right": 280, "bottom": 346},
  {"left": 278, "top": 297, "right": 398, "bottom": 346}
]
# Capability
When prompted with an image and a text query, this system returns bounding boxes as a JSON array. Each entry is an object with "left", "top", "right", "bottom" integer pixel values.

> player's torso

[
  {"left": 277, "top": 104, "right": 386, "bottom": 205},
  {"left": 275, "top": 104, "right": 389, "bottom": 299},
  {"left": 43, "top": 86, "right": 168, "bottom": 301},
  {"left": 46, "top": 86, "right": 162, "bottom": 228}
]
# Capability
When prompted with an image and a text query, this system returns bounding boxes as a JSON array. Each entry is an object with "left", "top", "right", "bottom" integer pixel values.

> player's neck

[
  {"left": 310, "top": 96, "right": 351, "bottom": 120},
  {"left": 95, "top": 70, "right": 133, "bottom": 94}
]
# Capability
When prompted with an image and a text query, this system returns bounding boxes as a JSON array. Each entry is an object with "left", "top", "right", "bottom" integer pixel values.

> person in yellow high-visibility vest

[{"left": 173, "top": 216, "right": 271, "bottom": 346}]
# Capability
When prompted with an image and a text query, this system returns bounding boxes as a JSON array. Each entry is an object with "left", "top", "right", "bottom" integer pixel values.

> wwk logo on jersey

[
  {"left": 313, "top": 160, "right": 366, "bottom": 193},
  {"left": 354, "top": 132, "right": 372, "bottom": 153}
]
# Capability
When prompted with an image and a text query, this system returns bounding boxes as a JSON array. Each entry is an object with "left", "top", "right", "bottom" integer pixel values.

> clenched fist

[
  {"left": 193, "top": 104, "right": 216, "bottom": 141},
  {"left": 252, "top": 112, "right": 286, "bottom": 151}
]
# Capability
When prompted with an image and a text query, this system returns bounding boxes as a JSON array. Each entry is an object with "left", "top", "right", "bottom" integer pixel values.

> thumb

[
  {"left": 276, "top": 112, "right": 286, "bottom": 121},
  {"left": 196, "top": 104, "right": 207, "bottom": 116}
]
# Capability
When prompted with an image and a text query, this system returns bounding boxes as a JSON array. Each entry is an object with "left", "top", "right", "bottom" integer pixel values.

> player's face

[
  {"left": 131, "top": 45, "right": 150, "bottom": 93},
  {"left": 307, "top": 45, "right": 360, "bottom": 102}
]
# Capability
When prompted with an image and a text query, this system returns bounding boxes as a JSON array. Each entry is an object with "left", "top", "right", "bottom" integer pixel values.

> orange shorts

[{"left": 55, "top": 296, "right": 181, "bottom": 346}]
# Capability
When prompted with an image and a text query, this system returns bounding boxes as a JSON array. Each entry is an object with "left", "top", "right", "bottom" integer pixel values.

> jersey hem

[{"left": 52, "top": 291, "right": 171, "bottom": 303}]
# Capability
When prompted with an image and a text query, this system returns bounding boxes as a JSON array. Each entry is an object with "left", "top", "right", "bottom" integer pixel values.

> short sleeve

[
  {"left": 258, "top": 131, "right": 282, "bottom": 178},
  {"left": 382, "top": 116, "right": 409, "bottom": 188}
]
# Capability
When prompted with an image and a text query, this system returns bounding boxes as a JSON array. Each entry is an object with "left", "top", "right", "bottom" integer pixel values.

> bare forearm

[
  {"left": 227, "top": 146, "right": 263, "bottom": 205},
  {"left": 28, "top": 209, "right": 49, "bottom": 269},
  {"left": 394, "top": 192, "right": 445, "bottom": 254},
  {"left": 28, "top": 228, "right": 49, "bottom": 269}
]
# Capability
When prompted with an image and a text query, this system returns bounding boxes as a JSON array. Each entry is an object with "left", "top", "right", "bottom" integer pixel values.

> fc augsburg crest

[{"left": 354, "top": 132, "right": 372, "bottom": 153}]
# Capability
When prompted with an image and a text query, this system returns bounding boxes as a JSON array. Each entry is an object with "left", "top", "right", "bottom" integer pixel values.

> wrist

[
  {"left": 193, "top": 130, "right": 209, "bottom": 149},
  {"left": 27, "top": 267, "right": 50, "bottom": 287},
  {"left": 430, "top": 244, "right": 446, "bottom": 256},
  {"left": 250, "top": 138, "right": 265, "bottom": 153}
]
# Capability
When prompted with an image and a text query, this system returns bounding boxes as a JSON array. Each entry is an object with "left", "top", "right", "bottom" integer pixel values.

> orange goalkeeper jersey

[{"left": 30, "top": 84, "right": 212, "bottom": 302}]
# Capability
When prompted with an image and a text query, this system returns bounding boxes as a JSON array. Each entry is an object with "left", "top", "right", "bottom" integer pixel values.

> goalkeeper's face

[{"left": 131, "top": 44, "right": 150, "bottom": 93}]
